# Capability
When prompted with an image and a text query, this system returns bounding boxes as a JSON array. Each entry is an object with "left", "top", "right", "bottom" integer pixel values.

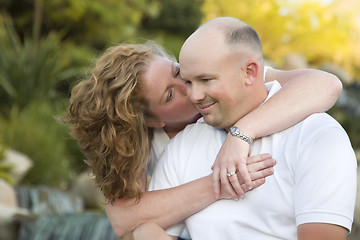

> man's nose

[{"left": 189, "top": 84, "right": 205, "bottom": 103}]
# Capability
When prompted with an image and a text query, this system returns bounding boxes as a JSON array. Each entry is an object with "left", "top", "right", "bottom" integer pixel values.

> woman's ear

[
  {"left": 244, "top": 62, "right": 259, "bottom": 86},
  {"left": 145, "top": 117, "right": 165, "bottom": 128}
]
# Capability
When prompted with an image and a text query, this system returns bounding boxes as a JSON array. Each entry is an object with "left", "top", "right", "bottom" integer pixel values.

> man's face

[{"left": 179, "top": 32, "right": 250, "bottom": 129}]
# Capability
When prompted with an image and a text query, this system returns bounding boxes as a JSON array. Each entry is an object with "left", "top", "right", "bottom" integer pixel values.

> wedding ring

[{"left": 226, "top": 171, "right": 236, "bottom": 177}]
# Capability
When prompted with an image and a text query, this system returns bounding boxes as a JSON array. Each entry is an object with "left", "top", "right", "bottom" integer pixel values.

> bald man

[{"left": 149, "top": 17, "right": 357, "bottom": 240}]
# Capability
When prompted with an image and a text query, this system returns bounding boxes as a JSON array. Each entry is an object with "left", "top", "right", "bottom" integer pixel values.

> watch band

[{"left": 229, "top": 126, "right": 253, "bottom": 144}]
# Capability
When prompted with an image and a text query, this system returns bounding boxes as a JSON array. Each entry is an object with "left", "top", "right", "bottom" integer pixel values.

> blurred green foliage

[
  {"left": 0, "top": 145, "right": 13, "bottom": 185},
  {"left": 0, "top": 0, "right": 203, "bottom": 187},
  {"left": 0, "top": 15, "right": 86, "bottom": 117},
  {"left": 0, "top": 15, "right": 87, "bottom": 187},
  {"left": 0, "top": 102, "right": 85, "bottom": 187},
  {"left": 143, "top": 0, "right": 203, "bottom": 36},
  {"left": 0, "top": 0, "right": 160, "bottom": 48},
  {"left": 141, "top": 0, "right": 204, "bottom": 58}
]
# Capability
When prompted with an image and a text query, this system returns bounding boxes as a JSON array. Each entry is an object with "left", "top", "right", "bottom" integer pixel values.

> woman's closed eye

[
  {"left": 166, "top": 89, "right": 174, "bottom": 102},
  {"left": 175, "top": 65, "right": 180, "bottom": 77}
]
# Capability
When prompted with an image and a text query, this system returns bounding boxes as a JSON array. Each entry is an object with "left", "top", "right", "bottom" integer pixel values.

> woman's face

[{"left": 142, "top": 56, "right": 200, "bottom": 128}]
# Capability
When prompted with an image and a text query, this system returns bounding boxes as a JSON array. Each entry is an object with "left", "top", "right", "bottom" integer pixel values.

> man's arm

[
  {"left": 297, "top": 223, "right": 348, "bottom": 240},
  {"left": 294, "top": 116, "right": 357, "bottom": 239},
  {"left": 211, "top": 68, "right": 342, "bottom": 199}
]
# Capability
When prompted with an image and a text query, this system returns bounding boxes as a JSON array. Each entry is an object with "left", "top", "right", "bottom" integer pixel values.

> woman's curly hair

[{"left": 64, "top": 42, "right": 171, "bottom": 203}]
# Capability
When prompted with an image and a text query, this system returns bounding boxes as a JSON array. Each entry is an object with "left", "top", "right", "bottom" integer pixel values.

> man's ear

[
  {"left": 145, "top": 117, "right": 165, "bottom": 128},
  {"left": 244, "top": 62, "right": 258, "bottom": 86}
]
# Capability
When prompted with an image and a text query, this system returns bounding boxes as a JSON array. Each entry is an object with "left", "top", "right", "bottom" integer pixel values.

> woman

[{"left": 64, "top": 41, "right": 342, "bottom": 239}]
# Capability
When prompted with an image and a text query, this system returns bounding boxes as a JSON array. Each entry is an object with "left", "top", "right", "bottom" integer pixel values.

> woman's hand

[
  {"left": 212, "top": 132, "right": 253, "bottom": 199},
  {"left": 213, "top": 134, "right": 275, "bottom": 200}
]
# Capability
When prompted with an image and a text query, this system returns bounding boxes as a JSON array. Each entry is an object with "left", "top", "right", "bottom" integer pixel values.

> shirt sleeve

[
  {"left": 294, "top": 122, "right": 357, "bottom": 232},
  {"left": 148, "top": 139, "right": 186, "bottom": 237}
]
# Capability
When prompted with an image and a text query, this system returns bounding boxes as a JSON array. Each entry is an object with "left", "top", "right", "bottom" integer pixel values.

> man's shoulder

[
  {"left": 287, "top": 112, "right": 348, "bottom": 146},
  {"left": 301, "top": 112, "right": 343, "bottom": 132}
]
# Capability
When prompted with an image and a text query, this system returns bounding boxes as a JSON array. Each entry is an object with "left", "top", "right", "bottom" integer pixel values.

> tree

[
  {"left": 143, "top": 0, "right": 203, "bottom": 36},
  {"left": 0, "top": 15, "right": 83, "bottom": 115},
  {"left": 0, "top": 0, "right": 160, "bottom": 49},
  {"left": 201, "top": 0, "right": 360, "bottom": 79}
]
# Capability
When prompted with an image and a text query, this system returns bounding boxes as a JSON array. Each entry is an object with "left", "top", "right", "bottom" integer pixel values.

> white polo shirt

[{"left": 149, "top": 81, "right": 357, "bottom": 240}]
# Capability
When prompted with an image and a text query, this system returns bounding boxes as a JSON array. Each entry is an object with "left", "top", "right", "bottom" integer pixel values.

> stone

[
  {"left": 15, "top": 185, "right": 84, "bottom": 215},
  {"left": 72, "top": 171, "right": 105, "bottom": 209},
  {"left": 0, "top": 179, "right": 17, "bottom": 207},
  {"left": 2, "top": 149, "right": 33, "bottom": 185},
  {"left": 0, "top": 203, "right": 30, "bottom": 240}
]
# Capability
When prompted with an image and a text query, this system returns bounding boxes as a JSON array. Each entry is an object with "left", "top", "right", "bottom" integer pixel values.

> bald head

[
  {"left": 179, "top": 17, "right": 267, "bottom": 128},
  {"left": 181, "top": 17, "right": 262, "bottom": 60}
]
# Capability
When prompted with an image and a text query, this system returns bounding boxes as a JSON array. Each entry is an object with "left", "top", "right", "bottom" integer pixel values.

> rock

[
  {"left": 15, "top": 185, "right": 84, "bottom": 215},
  {"left": 0, "top": 180, "right": 19, "bottom": 240},
  {"left": 0, "top": 179, "right": 17, "bottom": 207},
  {"left": 72, "top": 171, "right": 105, "bottom": 209},
  {"left": 0, "top": 203, "right": 30, "bottom": 240},
  {"left": 2, "top": 149, "right": 33, "bottom": 185}
]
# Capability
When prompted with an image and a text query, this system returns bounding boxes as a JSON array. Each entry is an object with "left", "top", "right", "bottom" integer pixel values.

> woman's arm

[
  {"left": 106, "top": 154, "right": 275, "bottom": 238},
  {"left": 211, "top": 68, "right": 342, "bottom": 199},
  {"left": 106, "top": 175, "right": 215, "bottom": 238},
  {"left": 125, "top": 222, "right": 178, "bottom": 240}
]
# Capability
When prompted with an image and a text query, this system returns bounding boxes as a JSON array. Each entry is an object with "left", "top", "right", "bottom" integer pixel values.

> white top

[
  {"left": 149, "top": 81, "right": 357, "bottom": 240},
  {"left": 147, "top": 128, "right": 170, "bottom": 176}
]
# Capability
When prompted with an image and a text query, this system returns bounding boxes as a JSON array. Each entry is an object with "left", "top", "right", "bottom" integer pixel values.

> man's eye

[
  {"left": 166, "top": 89, "right": 174, "bottom": 102},
  {"left": 185, "top": 80, "right": 192, "bottom": 85}
]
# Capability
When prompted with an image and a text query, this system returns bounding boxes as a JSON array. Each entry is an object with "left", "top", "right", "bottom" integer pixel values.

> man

[{"left": 149, "top": 17, "right": 357, "bottom": 239}]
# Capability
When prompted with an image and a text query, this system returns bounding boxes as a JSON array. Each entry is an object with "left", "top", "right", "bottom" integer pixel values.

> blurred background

[{"left": 0, "top": 0, "right": 359, "bottom": 239}]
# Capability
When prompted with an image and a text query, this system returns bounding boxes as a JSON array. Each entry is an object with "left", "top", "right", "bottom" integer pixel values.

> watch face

[{"left": 230, "top": 127, "right": 238, "bottom": 135}]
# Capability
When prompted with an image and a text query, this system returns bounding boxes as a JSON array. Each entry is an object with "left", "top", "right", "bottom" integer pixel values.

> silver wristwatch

[{"left": 229, "top": 126, "right": 253, "bottom": 144}]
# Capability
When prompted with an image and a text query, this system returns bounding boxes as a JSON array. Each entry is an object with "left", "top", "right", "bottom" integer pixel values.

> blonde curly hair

[{"left": 64, "top": 42, "right": 173, "bottom": 203}]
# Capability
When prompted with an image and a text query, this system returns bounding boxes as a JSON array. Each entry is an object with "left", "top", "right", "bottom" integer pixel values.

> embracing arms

[
  {"left": 106, "top": 154, "right": 274, "bottom": 237},
  {"left": 107, "top": 68, "right": 343, "bottom": 237},
  {"left": 212, "top": 68, "right": 342, "bottom": 199}
]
